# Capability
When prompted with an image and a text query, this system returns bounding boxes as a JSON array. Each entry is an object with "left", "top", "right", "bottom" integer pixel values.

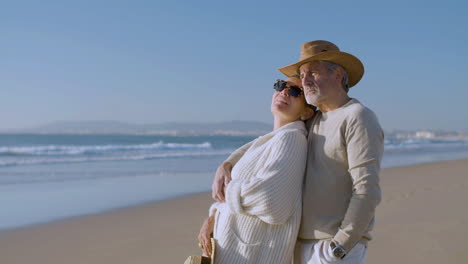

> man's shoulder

[
  {"left": 345, "top": 99, "right": 374, "bottom": 114},
  {"left": 344, "top": 99, "right": 379, "bottom": 122},
  {"left": 341, "top": 99, "right": 383, "bottom": 137}
]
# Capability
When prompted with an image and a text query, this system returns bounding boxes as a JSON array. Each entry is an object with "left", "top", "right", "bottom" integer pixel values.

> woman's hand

[
  {"left": 197, "top": 214, "right": 215, "bottom": 257},
  {"left": 212, "top": 162, "right": 233, "bottom": 202}
]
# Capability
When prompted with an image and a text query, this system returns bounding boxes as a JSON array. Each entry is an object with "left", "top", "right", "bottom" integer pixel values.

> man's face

[{"left": 299, "top": 61, "right": 341, "bottom": 107}]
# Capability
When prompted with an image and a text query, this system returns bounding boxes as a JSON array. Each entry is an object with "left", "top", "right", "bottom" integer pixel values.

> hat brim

[{"left": 278, "top": 51, "right": 364, "bottom": 88}]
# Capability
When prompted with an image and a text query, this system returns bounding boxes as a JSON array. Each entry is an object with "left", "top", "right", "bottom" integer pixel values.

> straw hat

[
  {"left": 184, "top": 238, "right": 216, "bottom": 264},
  {"left": 278, "top": 40, "right": 364, "bottom": 88}
]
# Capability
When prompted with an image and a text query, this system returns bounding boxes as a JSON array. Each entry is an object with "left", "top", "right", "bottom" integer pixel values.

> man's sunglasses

[{"left": 273, "top": 79, "right": 303, "bottom": 97}]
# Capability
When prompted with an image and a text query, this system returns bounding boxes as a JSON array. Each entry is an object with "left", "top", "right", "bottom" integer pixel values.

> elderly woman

[{"left": 197, "top": 77, "right": 314, "bottom": 264}]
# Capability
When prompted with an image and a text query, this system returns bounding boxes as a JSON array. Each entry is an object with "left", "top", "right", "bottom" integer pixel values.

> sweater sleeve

[
  {"left": 333, "top": 109, "right": 384, "bottom": 251},
  {"left": 225, "top": 130, "right": 307, "bottom": 225},
  {"left": 208, "top": 202, "right": 220, "bottom": 217},
  {"left": 225, "top": 140, "right": 254, "bottom": 166}
]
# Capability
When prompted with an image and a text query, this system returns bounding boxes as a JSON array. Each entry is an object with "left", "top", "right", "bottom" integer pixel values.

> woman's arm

[
  {"left": 225, "top": 140, "right": 254, "bottom": 165},
  {"left": 212, "top": 140, "right": 254, "bottom": 202},
  {"left": 198, "top": 210, "right": 216, "bottom": 257}
]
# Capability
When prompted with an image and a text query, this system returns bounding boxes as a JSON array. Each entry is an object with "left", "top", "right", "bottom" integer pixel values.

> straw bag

[{"left": 184, "top": 238, "right": 216, "bottom": 264}]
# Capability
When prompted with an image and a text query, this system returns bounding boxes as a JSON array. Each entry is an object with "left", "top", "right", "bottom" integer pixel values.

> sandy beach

[{"left": 1, "top": 159, "right": 467, "bottom": 264}]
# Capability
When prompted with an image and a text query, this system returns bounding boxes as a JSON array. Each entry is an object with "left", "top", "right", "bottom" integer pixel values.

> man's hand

[
  {"left": 197, "top": 214, "right": 215, "bottom": 257},
  {"left": 212, "top": 161, "right": 233, "bottom": 202}
]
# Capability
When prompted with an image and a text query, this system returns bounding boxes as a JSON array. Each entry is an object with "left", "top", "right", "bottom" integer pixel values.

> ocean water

[{"left": 1, "top": 133, "right": 468, "bottom": 230}]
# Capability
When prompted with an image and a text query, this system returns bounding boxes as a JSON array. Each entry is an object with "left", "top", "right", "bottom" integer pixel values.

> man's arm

[
  {"left": 226, "top": 139, "right": 255, "bottom": 165},
  {"left": 212, "top": 140, "right": 254, "bottom": 202},
  {"left": 333, "top": 110, "right": 384, "bottom": 251}
]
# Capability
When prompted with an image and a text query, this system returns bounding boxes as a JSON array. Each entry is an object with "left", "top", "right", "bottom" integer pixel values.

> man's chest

[{"left": 308, "top": 118, "right": 348, "bottom": 162}]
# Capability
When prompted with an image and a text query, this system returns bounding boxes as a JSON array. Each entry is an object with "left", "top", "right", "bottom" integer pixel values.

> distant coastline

[
  {"left": 0, "top": 120, "right": 272, "bottom": 136},
  {"left": 2, "top": 120, "right": 468, "bottom": 138}
]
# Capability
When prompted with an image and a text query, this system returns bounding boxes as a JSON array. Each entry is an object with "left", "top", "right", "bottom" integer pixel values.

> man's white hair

[{"left": 321, "top": 61, "right": 349, "bottom": 93}]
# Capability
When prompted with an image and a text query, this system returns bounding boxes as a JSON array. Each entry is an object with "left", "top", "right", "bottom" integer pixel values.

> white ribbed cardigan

[{"left": 211, "top": 121, "right": 308, "bottom": 264}]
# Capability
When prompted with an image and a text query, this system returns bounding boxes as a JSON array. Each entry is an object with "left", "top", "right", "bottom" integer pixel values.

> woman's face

[{"left": 271, "top": 78, "right": 309, "bottom": 121}]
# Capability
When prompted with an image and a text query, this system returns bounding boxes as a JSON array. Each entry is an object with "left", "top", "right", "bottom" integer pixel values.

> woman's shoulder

[
  {"left": 270, "top": 121, "right": 308, "bottom": 150},
  {"left": 275, "top": 121, "right": 307, "bottom": 138}
]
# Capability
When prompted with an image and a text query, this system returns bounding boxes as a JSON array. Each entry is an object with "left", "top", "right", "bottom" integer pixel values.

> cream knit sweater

[
  {"left": 300, "top": 98, "right": 383, "bottom": 251},
  {"left": 211, "top": 121, "right": 308, "bottom": 264}
]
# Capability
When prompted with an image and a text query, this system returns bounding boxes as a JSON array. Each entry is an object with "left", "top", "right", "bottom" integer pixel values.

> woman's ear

[{"left": 300, "top": 107, "right": 315, "bottom": 121}]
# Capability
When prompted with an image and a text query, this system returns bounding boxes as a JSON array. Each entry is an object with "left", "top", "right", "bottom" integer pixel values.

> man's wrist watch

[{"left": 330, "top": 241, "right": 347, "bottom": 259}]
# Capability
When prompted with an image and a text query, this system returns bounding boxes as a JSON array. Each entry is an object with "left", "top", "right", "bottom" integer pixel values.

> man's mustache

[{"left": 304, "top": 85, "right": 318, "bottom": 91}]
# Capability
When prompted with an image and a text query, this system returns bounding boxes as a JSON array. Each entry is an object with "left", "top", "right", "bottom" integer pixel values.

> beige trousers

[{"left": 294, "top": 240, "right": 367, "bottom": 264}]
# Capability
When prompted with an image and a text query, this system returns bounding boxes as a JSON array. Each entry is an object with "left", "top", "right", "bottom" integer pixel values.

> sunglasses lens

[
  {"left": 288, "top": 86, "right": 302, "bottom": 97},
  {"left": 274, "top": 80, "right": 302, "bottom": 97},
  {"left": 273, "top": 80, "right": 286, "bottom": 91}
]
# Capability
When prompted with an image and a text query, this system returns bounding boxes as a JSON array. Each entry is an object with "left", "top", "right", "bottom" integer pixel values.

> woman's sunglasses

[{"left": 273, "top": 79, "right": 303, "bottom": 97}]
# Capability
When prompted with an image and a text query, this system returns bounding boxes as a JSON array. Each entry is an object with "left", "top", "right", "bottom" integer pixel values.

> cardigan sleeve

[
  {"left": 225, "top": 140, "right": 254, "bottom": 166},
  {"left": 333, "top": 109, "right": 384, "bottom": 251},
  {"left": 225, "top": 130, "right": 307, "bottom": 225},
  {"left": 209, "top": 140, "right": 254, "bottom": 217},
  {"left": 208, "top": 202, "right": 220, "bottom": 217}
]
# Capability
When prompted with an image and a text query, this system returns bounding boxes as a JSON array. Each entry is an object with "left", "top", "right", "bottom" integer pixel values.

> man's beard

[{"left": 304, "top": 86, "right": 320, "bottom": 106}]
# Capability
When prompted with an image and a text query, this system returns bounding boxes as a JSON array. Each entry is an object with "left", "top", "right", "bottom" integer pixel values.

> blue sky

[{"left": 1, "top": 0, "right": 467, "bottom": 131}]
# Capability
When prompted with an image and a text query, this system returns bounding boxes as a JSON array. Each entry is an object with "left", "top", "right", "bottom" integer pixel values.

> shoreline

[
  {"left": 1, "top": 159, "right": 467, "bottom": 263},
  {"left": 0, "top": 190, "right": 211, "bottom": 233},
  {"left": 2, "top": 156, "right": 468, "bottom": 232}
]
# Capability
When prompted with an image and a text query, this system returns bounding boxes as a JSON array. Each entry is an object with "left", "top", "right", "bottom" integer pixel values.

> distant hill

[
  {"left": 3, "top": 121, "right": 468, "bottom": 138},
  {"left": 11, "top": 120, "right": 272, "bottom": 136}
]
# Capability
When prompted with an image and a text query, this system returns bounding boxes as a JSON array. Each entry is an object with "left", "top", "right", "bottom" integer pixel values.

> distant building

[{"left": 415, "top": 131, "right": 435, "bottom": 139}]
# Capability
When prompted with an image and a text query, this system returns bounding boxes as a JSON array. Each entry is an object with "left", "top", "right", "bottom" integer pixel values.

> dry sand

[{"left": 1, "top": 159, "right": 467, "bottom": 264}]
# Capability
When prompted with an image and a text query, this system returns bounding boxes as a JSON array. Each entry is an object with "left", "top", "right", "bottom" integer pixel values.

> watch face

[{"left": 333, "top": 247, "right": 345, "bottom": 258}]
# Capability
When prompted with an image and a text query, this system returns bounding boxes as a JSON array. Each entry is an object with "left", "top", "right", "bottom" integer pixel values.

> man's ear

[
  {"left": 335, "top": 67, "right": 344, "bottom": 82},
  {"left": 301, "top": 107, "right": 315, "bottom": 121}
]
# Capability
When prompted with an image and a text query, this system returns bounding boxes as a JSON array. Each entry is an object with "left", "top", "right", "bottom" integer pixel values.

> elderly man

[{"left": 210, "top": 40, "right": 384, "bottom": 264}]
